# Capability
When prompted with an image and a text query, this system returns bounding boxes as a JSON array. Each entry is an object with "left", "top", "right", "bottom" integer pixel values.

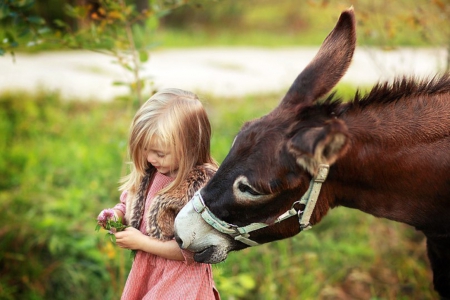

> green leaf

[
  {"left": 18, "top": 27, "right": 30, "bottom": 37},
  {"left": 155, "top": 9, "right": 171, "bottom": 19},
  {"left": 27, "top": 16, "right": 45, "bottom": 25},
  {"left": 64, "top": 4, "right": 86, "bottom": 19},
  {"left": 238, "top": 274, "right": 256, "bottom": 289},
  {"left": 37, "top": 27, "right": 50, "bottom": 34},
  {"left": 12, "top": 0, "right": 35, "bottom": 10},
  {"left": 139, "top": 50, "right": 149, "bottom": 63},
  {"left": 3, "top": 32, "right": 18, "bottom": 48},
  {"left": 4, "top": 31, "right": 15, "bottom": 42},
  {"left": 53, "top": 19, "right": 68, "bottom": 28},
  {"left": 0, "top": 4, "right": 11, "bottom": 19},
  {"left": 146, "top": 15, "right": 159, "bottom": 30},
  {"left": 63, "top": 4, "right": 76, "bottom": 17}
]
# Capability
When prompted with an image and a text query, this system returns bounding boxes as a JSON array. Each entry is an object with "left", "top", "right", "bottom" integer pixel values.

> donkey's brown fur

[{"left": 175, "top": 8, "right": 450, "bottom": 298}]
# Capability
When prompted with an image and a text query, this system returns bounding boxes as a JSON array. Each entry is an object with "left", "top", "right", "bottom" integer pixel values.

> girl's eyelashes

[{"left": 144, "top": 142, "right": 170, "bottom": 159}]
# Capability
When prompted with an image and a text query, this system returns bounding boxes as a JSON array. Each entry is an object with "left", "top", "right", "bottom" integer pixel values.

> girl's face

[{"left": 145, "top": 141, "right": 179, "bottom": 178}]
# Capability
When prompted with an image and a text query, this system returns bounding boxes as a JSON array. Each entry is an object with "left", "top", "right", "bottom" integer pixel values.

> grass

[
  {"left": 0, "top": 91, "right": 133, "bottom": 300},
  {"left": 152, "top": 28, "right": 331, "bottom": 48},
  {"left": 0, "top": 75, "right": 440, "bottom": 299}
]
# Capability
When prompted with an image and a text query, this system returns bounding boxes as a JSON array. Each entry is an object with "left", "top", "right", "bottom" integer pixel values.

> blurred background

[{"left": 1, "top": 0, "right": 448, "bottom": 299}]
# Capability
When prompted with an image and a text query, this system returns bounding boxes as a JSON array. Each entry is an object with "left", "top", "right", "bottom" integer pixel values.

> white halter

[{"left": 191, "top": 164, "right": 330, "bottom": 246}]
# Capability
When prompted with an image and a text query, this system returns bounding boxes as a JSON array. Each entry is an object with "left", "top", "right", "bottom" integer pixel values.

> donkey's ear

[
  {"left": 281, "top": 8, "right": 356, "bottom": 108},
  {"left": 288, "top": 119, "right": 349, "bottom": 176}
]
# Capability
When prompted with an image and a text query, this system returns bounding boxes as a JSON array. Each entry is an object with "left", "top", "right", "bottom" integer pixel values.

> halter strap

[
  {"left": 299, "top": 164, "right": 329, "bottom": 230},
  {"left": 191, "top": 164, "right": 330, "bottom": 246}
]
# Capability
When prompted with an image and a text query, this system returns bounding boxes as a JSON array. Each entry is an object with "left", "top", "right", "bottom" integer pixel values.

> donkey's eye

[{"left": 238, "top": 183, "right": 261, "bottom": 196}]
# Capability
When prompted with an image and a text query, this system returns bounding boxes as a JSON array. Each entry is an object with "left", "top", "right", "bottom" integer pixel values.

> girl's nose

[{"left": 147, "top": 152, "right": 155, "bottom": 163}]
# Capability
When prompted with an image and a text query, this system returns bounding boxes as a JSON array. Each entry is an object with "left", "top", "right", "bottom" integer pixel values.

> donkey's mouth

[
  {"left": 194, "top": 246, "right": 216, "bottom": 263},
  {"left": 193, "top": 246, "right": 227, "bottom": 264}
]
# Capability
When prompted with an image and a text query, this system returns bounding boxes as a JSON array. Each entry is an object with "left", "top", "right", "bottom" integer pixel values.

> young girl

[{"left": 97, "top": 88, "right": 220, "bottom": 300}]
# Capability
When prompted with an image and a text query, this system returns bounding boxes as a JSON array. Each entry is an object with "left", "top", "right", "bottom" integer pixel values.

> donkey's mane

[
  {"left": 305, "top": 73, "right": 450, "bottom": 118},
  {"left": 352, "top": 73, "right": 450, "bottom": 108}
]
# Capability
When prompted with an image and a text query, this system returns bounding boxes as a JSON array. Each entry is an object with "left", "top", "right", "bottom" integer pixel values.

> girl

[{"left": 97, "top": 88, "right": 220, "bottom": 300}]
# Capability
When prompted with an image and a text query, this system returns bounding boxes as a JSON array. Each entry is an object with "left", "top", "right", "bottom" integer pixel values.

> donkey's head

[{"left": 174, "top": 8, "right": 356, "bottom": 264}]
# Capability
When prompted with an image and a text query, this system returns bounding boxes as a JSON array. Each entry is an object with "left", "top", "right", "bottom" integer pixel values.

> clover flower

[
  {"left": 96, "top": 208, "right": 117, "bottom": 229},
  {"left": 95, "top": 208, "right": 136, "bottom": 259}
]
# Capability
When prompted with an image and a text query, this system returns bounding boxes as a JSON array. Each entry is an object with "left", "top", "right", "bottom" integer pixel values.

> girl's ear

[{"left": 288, "top": 119, "right": 349, "bottom": 175}]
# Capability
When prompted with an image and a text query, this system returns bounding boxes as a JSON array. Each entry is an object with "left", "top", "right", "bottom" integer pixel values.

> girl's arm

[
  {"left": 114, "top": 227, "right": 184, "bottom": 261},
  {"left": 112, "top": 190, "right": 127, "bottom": 221},
  {"left": 113, "top": 209, "right": 124, "bottom": 221}
]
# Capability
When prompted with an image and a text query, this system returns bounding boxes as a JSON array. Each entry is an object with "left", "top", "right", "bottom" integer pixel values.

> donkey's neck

[{"left": 327, "top": 100, "right": 450, "bottom": 233}]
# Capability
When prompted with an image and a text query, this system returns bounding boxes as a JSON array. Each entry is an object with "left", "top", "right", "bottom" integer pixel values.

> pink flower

[
  {"left": 97, "top": 213, "right": 106, "bottom": 225},
  {"left": 97, "top": 208, "right": 116, "bottom": 227},
  {"left": 95, "top": 209, "right": 130, "bottom": 257},
  {"left": 103, "top": 209, "right": 115, "bottom": 219}
]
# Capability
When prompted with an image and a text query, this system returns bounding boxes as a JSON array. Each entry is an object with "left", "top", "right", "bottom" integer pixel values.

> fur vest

[{"left": 125, "top": 163, "right": 217, "bottom": 241}]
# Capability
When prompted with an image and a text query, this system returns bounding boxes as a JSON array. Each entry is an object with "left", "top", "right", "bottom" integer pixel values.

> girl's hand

[
  {"left": 114, "top": 227, "right": 145, "bottom": 250},
  {"left": 114, "top": 228, "right": 185, "bottom": 260}
]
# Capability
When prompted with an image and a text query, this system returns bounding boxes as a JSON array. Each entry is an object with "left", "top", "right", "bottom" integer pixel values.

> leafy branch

[
  {"left": 0, "top": 0, "right": 48, "bottom": 60},
  {"left": 1, "top": 0, "right": 189, "bottom": 104}
]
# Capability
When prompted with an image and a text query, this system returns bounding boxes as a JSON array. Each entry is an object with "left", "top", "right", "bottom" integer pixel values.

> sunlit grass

[
  {"left": 0, "top": 88, "right": 439, "bottom": 299},
  {"left": 153, "top": 28, "right": 328, "bottom": 48}
]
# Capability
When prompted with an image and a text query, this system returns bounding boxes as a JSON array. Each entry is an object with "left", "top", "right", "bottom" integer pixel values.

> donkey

[{"left": 174, "top": 8, "right": 450, "bottom": 298}]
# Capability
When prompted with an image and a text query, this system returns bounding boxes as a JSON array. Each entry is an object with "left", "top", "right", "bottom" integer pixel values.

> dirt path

[{"left": 0, "top": 47, "right": 446, "bottom": 101}]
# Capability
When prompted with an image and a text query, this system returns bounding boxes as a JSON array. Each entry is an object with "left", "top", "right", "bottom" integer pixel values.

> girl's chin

[{"left": 158, "top": 169, "right": 178, "bottom": 178}]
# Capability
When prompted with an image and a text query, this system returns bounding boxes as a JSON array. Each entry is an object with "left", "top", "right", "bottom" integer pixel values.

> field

[
  {"left": 0, "top": 88, "right": 439, "bottom": 299},
  {"left": 0, "top": 0, "right": 447, "bottom": 298}
]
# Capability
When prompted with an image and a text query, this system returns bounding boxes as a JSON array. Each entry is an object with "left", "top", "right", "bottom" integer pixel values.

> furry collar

[{"left": 125, "top": 163, "right": 217, "bottom": 241}]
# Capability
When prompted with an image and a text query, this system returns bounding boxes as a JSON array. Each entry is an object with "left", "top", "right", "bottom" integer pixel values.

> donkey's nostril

[
  {"left": 175, "top": 235, "right": 183, "bottom": 248},
  {"left": 175, "top": 234, "right": 191, "bottom": 249}
]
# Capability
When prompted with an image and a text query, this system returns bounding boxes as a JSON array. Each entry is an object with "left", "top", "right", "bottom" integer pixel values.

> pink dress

[{"left": 114, "top": 172, "right": 219, "bottom": 300}]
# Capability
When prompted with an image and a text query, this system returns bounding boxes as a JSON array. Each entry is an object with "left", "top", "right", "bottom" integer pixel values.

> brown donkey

[{"left": 174, "top": 8, "right": 450, "bottom": 298}]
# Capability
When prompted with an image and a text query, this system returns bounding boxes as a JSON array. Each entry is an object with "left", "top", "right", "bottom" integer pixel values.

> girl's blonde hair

[{"left": 120, "top": 88, "right": 217, "bottom": 196}]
